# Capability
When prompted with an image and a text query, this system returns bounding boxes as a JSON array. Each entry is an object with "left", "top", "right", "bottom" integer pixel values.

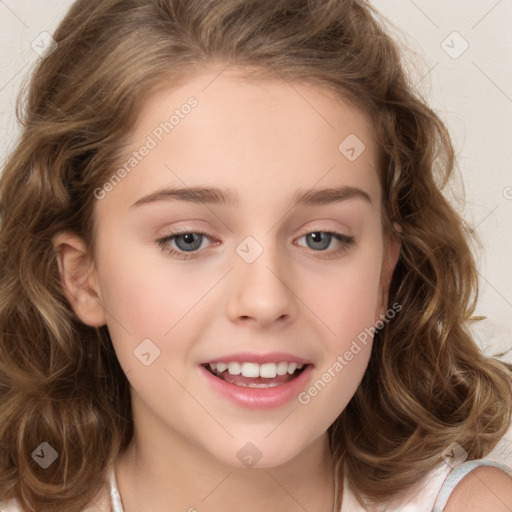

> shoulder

[{"left": 443, "top": 463, "right": 512, "bottom": 511}]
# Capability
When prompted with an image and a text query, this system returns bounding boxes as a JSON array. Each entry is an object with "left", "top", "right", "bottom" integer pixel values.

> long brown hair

[{"left": 1, "top": 1, "right": 511, "bottom": 510}]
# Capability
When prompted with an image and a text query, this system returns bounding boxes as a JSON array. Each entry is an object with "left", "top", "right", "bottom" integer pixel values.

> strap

[
  {"left": 109, "top": 465, "right": 125, "bottom": 512},
  {"left": 432, "top": 459, "right": 512, "bottom": 511}
]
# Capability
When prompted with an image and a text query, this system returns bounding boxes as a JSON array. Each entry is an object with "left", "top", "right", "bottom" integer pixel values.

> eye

[
  {"left": 295, "top": 230, "right": 355, "bottom": 258},
  {"left": 155, "top": 228, "right": 355, "bottom": 260},
  {"left": 155, "top": 229, "right": 215, "bottom": 260}
]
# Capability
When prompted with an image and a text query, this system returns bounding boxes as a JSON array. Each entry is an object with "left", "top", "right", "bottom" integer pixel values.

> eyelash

[{"left": 155, "top": 228, "right": 355, "bottom": 260}]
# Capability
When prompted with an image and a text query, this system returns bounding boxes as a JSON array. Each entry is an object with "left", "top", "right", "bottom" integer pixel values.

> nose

[{"left": 225, "top": 243, "right": 298, "bottom": 329}]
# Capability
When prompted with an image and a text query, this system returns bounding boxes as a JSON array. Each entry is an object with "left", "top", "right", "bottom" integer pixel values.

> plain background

[{"left": 0, "top": 1, "right": 511, "bottom": 464}]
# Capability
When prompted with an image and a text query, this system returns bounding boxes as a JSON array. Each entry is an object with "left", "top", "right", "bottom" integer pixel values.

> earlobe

[{"left": 52, "top": 231, "right": 107, "bottom": 327}]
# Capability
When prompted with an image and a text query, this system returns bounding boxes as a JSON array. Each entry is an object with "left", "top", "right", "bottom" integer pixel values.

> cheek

[
  {"left": 95, "top": 208, "right": 200, "bottom": 323},
  {"left": 98, "top": 258, "right": 172, "bottom": 333},
  {"left": 298, "top": 256, "right": 381, "bottom": 420},
  {"left": 93, "top": 229, "right": 201, "bottom": 371},
  {"left": 307, "top": 250, "right": 383, "bottom": 338}
]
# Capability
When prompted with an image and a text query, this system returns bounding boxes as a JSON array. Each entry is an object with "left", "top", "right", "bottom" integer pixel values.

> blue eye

[
  {"left": 299, "top": 231, "right": 353, "bottom": 252},
  {"left": 156, "top": 230, "right": 212, "bottom": 259},
  {"left": 155, "top": 229, "right": 355, "bottom": 260}
]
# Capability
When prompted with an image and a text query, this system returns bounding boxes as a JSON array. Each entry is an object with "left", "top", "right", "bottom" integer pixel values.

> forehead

[{"left": 105, "top": 67, "right": 380, "bottom": 212}]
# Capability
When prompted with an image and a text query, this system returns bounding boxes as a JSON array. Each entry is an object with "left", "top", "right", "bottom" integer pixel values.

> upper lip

[{"left": 200, "top": 352, "right": 312, "bottom": 365}]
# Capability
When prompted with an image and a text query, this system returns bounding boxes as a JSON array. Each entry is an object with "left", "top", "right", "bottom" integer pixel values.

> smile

[{"left": 200, "top": 361, "right": 313, "bottom": 408}]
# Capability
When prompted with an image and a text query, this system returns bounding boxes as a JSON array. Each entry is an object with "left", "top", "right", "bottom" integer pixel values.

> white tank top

[{"left": 339, "top": 458, "right": 512, "bottom": 511}]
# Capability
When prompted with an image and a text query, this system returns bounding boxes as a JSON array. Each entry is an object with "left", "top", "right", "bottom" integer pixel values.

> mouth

[{"left": 201, "top": 361, "right": 309, "bottom": 388}]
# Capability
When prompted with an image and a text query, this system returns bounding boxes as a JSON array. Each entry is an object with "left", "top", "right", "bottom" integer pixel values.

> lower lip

[{"left": 199, "top": 365, "right": 314, "bottom": 410}]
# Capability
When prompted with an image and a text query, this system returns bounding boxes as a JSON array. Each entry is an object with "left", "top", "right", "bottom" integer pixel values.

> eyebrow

[{"left": 130, "top": 185, "right": 372, "bottom": 209}]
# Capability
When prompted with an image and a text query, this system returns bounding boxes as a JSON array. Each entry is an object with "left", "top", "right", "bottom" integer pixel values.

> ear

[
  {"left": 377, "top": 227, "right": 401, "bottom": 314},
  {"left": 52, "top": 231, "right": 107, "bottom": 327}
]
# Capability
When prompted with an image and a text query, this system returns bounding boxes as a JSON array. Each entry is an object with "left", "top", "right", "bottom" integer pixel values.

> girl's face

[{"left": 77, "top": 68, "right": 399, "bottom": 469}]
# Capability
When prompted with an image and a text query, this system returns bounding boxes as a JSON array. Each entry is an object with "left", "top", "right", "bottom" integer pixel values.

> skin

[
  {"left": 444, "top": 466, "right": 512, "bottom": 511},
  {"left": 53, "top": 65, "right": 401, "bottom": 511}
]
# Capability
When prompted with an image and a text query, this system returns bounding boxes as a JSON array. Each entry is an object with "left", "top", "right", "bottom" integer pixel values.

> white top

[
  {"left": 1, "top": 458, "right": 511, "bottom": 511},
  {"left": 340, "top": 458, "right": 512, "bottom": 511}
]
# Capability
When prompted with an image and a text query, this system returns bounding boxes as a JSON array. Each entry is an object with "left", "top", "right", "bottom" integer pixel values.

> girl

[{"left": 1, "top": 1, "right": 511, "bottom": 511}]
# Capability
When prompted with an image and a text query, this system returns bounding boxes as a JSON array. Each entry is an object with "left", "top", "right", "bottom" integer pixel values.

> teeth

[
  {"left": 276, "top": 362, "right": 289, "bottom": 375},
  {"left": 216, "top": 362, "right": 227, "bottom": 372},
  {"left": 228, "top": 362, "right": 241, "bottom": 375},
  {"left": 241, "top": 362, "right": 259, "bottom": 378},
  {"left": 260, "top": 363, "right": 276, "bottom": 378},
  {"left": 234, "top": 381, "right": 281, "bottom": 388},
  {"left": 287, "top": 362, "right": 298, "bottom": 374},
  {"left": 208, "top": 361, "right": 305, "bottom": 378}
]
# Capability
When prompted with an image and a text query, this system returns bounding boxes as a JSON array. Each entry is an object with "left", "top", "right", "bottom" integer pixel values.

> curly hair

[{"left": 1, "top": 0, "right": 511, "bottom": 510}]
